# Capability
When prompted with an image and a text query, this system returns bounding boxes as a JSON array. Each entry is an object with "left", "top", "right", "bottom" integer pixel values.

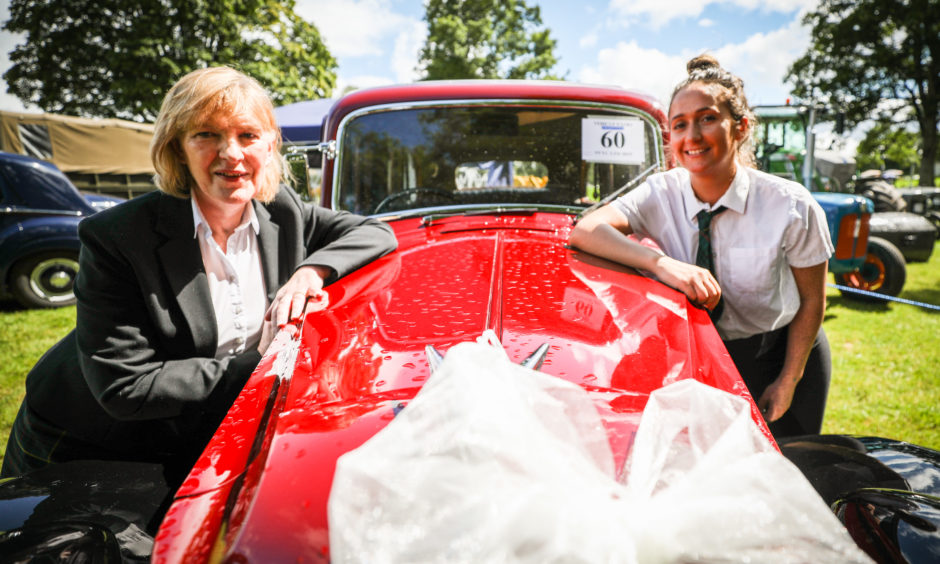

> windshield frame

[{"left": 328, "top": 98, "right": 666, "bottom": 216}]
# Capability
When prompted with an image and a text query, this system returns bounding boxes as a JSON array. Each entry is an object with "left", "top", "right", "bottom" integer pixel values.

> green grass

[
  {"left": 0, "top": 303, "right": 76, "bottom": 466},
  {"left": 1, "top": 242, "right": 938, "bottom": 467},
  {"left": 821, "top": 240, "right": 940, "bottom": 449}
]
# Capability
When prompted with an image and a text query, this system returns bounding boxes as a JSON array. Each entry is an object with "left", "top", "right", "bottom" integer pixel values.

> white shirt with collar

[
  {"left": 192, "top": 199, "right": 268, "bottom": 358},
  {"left": 612, "top": 165, "right": 833, "bottom": 341}
]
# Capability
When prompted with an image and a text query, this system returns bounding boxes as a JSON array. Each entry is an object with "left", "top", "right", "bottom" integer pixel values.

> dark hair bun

[{"left": 687, "top": 54, "right": 721, "bottom": 75}]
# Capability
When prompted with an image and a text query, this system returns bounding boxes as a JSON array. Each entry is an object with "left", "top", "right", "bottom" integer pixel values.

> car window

[
  {"left": 455, "top": 161, "right": 549, "bottom": 190},
  {"left": 333, "top": 105, "right": 662, "bottom": 215},
  {"left": 0, "top": 160, "right": 89, "bottom": 211}
]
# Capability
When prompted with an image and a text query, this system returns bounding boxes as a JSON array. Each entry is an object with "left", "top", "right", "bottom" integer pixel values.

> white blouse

[
  {"left": 612, "top": 166, "right": 833, "bottom": 341},
  {"left": 192, "top": 199, "right": 268, "bottom": 358}
]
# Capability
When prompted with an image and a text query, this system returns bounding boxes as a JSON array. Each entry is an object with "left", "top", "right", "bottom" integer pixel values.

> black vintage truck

[{"left": 0, "top": 110, "right": 156, "bottom": 199}]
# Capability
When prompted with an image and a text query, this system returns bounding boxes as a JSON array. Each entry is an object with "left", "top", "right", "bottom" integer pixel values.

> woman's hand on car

[
  {"left": 259, "top": 265, "right": 332, "bottom": 354},
  {"left": 651, "top": 255, "right": 722, "bottom": 312}
]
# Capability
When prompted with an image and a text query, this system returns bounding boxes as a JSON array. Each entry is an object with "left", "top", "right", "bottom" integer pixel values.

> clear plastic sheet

[{"left": 328, "top": 333, "right": 872, "bottom": 563}]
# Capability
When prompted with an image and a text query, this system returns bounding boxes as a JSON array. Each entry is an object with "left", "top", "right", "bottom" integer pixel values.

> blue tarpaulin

[{"left": 274, "top": 99, "right": 336, "bottom": 143}]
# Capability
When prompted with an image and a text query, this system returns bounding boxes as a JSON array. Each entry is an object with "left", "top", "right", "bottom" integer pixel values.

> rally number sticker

[{"left": 581, "top": 117, "right": 645, "bottom": 165}]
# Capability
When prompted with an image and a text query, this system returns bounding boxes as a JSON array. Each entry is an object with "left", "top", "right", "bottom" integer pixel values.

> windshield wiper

[
  {"left": 420, "top": 207, "right": 540, "bottom": 226},
  {"left": 575, "top": 163, "right": 661, "bottom": 223}
]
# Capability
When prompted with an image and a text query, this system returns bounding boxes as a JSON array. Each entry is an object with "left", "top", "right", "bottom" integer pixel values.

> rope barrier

[{"left": 828, "top": 283, "right": 940, "bottom": 311}]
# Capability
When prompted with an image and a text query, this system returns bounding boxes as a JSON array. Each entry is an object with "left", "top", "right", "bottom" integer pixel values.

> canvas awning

[{"left": 0, "top": 110, "right": 155, "bottom": 175}]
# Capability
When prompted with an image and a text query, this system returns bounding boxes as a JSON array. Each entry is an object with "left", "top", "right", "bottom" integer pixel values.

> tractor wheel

[
  {"left": 859, "top": 180, "right": 907, "bottom": 213},
  {"left": 835, "top": 237, "right": 906, "bottom": 301},
  {"left": 10, "top": 251, "right": 80, "bottom": 308},
  {"left": 925, "top": 211, "right": 940, "bottom": 239}
]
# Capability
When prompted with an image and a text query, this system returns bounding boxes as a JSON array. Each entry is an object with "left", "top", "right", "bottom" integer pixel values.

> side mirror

[{"left": 285, "top": 146, "right": 323, "bottom": 204}]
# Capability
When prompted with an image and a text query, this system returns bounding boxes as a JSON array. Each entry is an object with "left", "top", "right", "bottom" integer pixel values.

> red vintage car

[{"left": 1, "top": 81, "right": 938, "bottom": 563}]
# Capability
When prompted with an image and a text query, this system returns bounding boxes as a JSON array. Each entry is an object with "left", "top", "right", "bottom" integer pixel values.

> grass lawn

[
  {"left": 821, "top": 240, "right": 940, "bottom": 448},
  {"left": 0, "top": 302, "right": 76, "bottom": 466},
  {"left": 1, "top": 241, "right": 938, "bottom": 467}
]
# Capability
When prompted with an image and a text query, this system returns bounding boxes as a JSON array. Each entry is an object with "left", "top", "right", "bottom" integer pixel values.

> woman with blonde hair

[
  {"left": 570, "top": 55, "right": 833, "bottom": 438},
  {"left": 2, "top": 67, "right": 396, "bottom": 478}
]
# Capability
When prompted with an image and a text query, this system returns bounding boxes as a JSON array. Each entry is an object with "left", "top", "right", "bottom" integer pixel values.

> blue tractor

[{"left": 754, "top": 105, "right": 936, "bottom": 301}]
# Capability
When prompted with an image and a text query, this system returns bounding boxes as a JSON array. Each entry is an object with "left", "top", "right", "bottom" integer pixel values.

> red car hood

[{"left": 153, "top": 212, "right": 767, "bottom": 563}]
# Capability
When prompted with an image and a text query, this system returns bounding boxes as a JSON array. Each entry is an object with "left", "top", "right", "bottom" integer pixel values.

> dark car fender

[
  {"left": 833, "top": 489, "right": 940, "bottom": 564},
  {"left": 0, "top": 214, "right": 83, "bottom": 293},
  {"left": 0, "top": 460, "right": 175, "bottom": 563},
  {"left": 781, "top": 435, "right": 940, "bottom": 563},
  {"left": 869, "top": 212, "right": 937, "bottom": 263}
]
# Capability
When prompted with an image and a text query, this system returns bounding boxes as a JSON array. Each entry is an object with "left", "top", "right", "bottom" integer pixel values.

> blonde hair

[
  {"left": 670, "top": 54, "right": 758, "bottom": 169},
  {"left": 150, "top": 66, "right": 285, "bottom": 202}
]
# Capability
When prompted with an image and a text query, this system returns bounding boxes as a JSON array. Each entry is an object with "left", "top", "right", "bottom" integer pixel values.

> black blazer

[{"left": 23, "top": 187, "right": 396, "bottom": 462}]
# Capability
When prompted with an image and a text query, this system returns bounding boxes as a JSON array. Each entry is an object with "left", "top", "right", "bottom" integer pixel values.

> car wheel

[
  {"left": 835, "top": 237, "right": 906, "bottom": 301},
  {"left": 10, "top": 252, "right": 80, "bottom": 308}
]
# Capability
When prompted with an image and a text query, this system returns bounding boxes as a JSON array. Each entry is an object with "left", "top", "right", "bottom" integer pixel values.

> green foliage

[
  {"left": 896, "top": 175, "right": 940, "bottom": 188},
  {"left": 785, "top": 0, "right": 940, "bottom": 186},
  {"left": 856, "top": 121, "right": 921, "bottom": 172},
  {"left": 3, "top": 0, "right": 337, "bottom": 122},
  {"left": 418, "top": 0, "right": 560, "bottom": 80}
]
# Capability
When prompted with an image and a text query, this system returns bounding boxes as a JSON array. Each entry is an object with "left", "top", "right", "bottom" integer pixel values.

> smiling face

[
  {"left": 668, "top": 82, "right": 746, "bottom": 190},
  {"left": 181, "top": 108, "right": 276, "bottom": 215}
]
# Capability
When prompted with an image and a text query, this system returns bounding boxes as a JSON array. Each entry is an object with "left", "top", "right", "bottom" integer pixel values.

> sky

[
  {"left": 290, "top": 0, "right": 820, "bottom": 106},
  {"left": 0, "top": 0, "right": 821, "bottom": 113}
]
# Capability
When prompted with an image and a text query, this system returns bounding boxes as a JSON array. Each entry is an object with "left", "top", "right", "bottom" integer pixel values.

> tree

[
  {"left": 786, "top": 0, "right": 939, "bottom": 186},
  {"left": 3, "top": 0, "right": 337, "bottom": 122},
  {"left": 855, "top": 121, "right": 920, "bottom": 173},
  {"left": 418, "top": 0, "right": 559, "bottom": 81}
]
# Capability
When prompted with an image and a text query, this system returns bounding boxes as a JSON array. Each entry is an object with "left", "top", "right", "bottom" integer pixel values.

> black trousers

[
  {"left": 1, "top": 403, "right": 135, "bottom": 478},
  {"left": 723, "top": 326, "right": 831, "bottom": 438}
]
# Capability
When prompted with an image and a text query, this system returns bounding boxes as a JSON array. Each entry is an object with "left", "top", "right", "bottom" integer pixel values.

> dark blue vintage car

[{"left": 0, "top": 151, "right": 122, "bottom": 308}]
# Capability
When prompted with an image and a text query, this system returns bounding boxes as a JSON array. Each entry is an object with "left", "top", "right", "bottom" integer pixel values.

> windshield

[
  {"left": 332, "top": 104, "right": 663, "bottom": 215},
  {"left": 753, "top": 112, "right": 810, "bottom": 186},
  {"left": 756, "top": 117, "right": 807, "bottom": 156}
]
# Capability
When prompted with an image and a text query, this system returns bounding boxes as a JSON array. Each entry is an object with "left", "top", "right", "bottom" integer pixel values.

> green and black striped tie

[{"left": 695, "top": 206, "right": 727, "bottom": 322}]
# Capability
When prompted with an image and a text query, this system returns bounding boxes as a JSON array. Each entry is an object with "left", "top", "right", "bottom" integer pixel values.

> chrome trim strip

[
  {"left": 521, "top": 343, "right": 551, "bottom": 371},
  {"left": 425, "top": 345, "right": 444, "bottom": 373},
  {"left": 0, "top": 207, "right": 84, "bottom": 217},
  {"left": 286, "top": 141, "right": 335, "bottom": 160}
]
